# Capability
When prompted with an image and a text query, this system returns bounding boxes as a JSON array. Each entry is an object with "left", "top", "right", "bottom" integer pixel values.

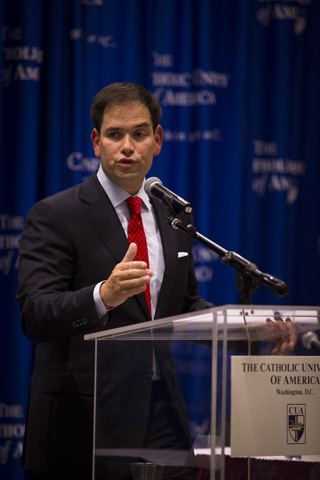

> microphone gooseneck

[{"left": 146, "top": 176, "right": 290, "bottom": 302}]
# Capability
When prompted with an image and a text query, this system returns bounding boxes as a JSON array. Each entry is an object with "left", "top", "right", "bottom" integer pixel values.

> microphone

[
  {"left": 302, "top": 331, "right": 320, "bottom": 351},
  {"left": 145, "top": 177, "right": 194, "bottom": 215},
  {"left": 258, "top": 271, "right": 289, "bottom": 297},
  {"left": 222, "top": 252, "right": 290, "bottom": 297}
]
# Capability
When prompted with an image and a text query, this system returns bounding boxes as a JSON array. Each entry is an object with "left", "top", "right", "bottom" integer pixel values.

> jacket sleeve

[{"left": 16, "top": 199, "right": 103, "bottom": 342}]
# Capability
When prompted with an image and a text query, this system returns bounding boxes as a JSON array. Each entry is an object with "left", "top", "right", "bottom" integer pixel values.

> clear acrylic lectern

[{"left": 85, "top": 305, "right": 320, "bottom": 480}]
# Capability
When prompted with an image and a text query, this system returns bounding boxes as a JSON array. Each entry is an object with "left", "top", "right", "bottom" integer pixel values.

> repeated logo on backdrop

[
  {"left": 251, "top": 140, "right": 306, "bottom": 205},
  {"left": 1, "top": 26, "right": 43, "bottom": 87},
  {"left": 256, "top": 0, "right": 312, "bottom": 35},
  {"left": 69, "top": 29, "right": 117, "bottom": 49},
  {"left": 0, "top": 214, "right": 23, "bottom": 276},
  {"left": 151, "top": 51, "right": 227, "bottom": 144},
  {"left": 192, "top": 244, "right": 219, "bottom": 284},
  {"left": 0, "top": 403, "right": 25, "bottom": 466}
]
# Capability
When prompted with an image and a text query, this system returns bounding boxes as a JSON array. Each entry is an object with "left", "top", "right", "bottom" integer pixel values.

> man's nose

[{"left": 121, "top": 134, "right": 134, "bottom": 155}]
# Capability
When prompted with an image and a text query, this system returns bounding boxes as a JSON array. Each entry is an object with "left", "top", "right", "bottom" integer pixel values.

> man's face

[{"left": 91, "top": 102, "right": 163, "bottom": 195}]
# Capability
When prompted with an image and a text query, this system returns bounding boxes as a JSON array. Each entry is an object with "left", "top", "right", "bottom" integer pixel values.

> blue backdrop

[{"left": 1, "top": 0, "right": 320, "bottom": 477}]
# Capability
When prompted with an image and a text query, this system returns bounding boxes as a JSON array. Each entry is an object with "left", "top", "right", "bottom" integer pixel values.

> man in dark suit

[
  {"left": 17, "top": 82, "right": 297, "bottom": 480},
  {"left": 16, "top": 82, "right": 213, "bottom": 480}
]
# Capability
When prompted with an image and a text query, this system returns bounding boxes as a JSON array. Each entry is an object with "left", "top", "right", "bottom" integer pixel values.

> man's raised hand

[{"left": 99, "top": 243, "right": 153, "bottom": 308}]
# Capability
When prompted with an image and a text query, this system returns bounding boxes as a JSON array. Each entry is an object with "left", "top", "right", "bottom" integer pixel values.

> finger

[
  {"left": 273, "top": 311, "right": 287, "bottom": 333},
  {"left": 266, "top": 318, "right": 279, "bottom": 336},
  {"left": 121, "top": 243, "right": 138, "bottom": 263},
  {"left": 269, "top": 338, "right": 288, "bottom": 356},
  {"left": 126, "top": 281, "right": 150, "bottom": 295},
  {"left": 273, "top": 312, "right": 291, "bottom": 354},
  {"left": 266, "top": 316, "right": 287, "bottom": 355},
  {"left": 285, "top": 318, "right": 298, "bottom": 350},
  {"left": 278, "top": 337, "right": 290, "bottom": 356},
  {"left": 274, "top": 315, "right": 297, "bottom": 353},
  {"left": 112, "top": 273, "right": 153, "bottom": 301},
  {"left": 118, "top": 261, "right": 150, "bottom": 271},
  {"left": 115, "top": 273, "right": 153, "bottom": 289},
  {"left": 266, "top": 318, "right": 275, "bottom": 326},
  {"left": 270, "top": 342, "right": 281, "bottom": 355}
]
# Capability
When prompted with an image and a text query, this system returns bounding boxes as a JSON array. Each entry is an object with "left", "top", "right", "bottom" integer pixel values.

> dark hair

[{"left": 90, "top": 82, "right": 162, "bottom": 133}]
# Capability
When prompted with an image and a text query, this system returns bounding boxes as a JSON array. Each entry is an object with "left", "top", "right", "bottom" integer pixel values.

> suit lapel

[
  {"left": 80, "top": 173, "right": 129, "bottom": 264},
  {"left": 151, "top": 199, "right": 180, "bottom": 319}
]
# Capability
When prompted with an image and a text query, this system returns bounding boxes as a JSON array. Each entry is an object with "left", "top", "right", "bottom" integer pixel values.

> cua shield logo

[{"left": 287, "top": 404, "right": 306, "bottom": 444}]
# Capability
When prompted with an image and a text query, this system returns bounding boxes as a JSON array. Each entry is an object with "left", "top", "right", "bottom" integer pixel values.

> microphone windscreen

[{"left": 144, "top": 177, "right": 162, "bottom": 196}]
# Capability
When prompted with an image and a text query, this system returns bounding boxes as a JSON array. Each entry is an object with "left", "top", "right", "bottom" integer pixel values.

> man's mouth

[{"left": 118, "top": 158, "right": 136, "bottom": 166}]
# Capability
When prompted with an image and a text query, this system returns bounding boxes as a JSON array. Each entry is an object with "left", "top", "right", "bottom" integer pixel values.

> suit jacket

[{"left": 16, "top": 172, "right": 212, "bottom": 479}]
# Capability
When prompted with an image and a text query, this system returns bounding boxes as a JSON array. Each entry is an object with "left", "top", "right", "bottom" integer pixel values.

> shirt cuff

[{"left": 93, "top": 281, "right": 113, "bottom": 319}]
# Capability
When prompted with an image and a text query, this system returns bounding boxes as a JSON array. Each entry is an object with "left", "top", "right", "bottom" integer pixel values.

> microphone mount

[{"left": 166, "top": 212, "right": 289, "bottom": 305}]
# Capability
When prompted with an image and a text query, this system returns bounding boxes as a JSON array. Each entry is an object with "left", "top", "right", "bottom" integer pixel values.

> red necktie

[{"left": 125, "top": 196, "right": 151, "bottom": 316}]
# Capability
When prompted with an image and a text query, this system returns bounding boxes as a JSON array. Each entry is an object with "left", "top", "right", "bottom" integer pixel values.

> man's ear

[
  {"left": 91, "top": 128, "right": 101, "bottom": 158},
  {"left": 153, "top": 125, "right": 163, "bottom": 157}
]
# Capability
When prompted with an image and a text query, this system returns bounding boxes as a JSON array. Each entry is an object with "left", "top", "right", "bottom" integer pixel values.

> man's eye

[{"left": 135, "top": 131, "right": 146, "bottom": 138}]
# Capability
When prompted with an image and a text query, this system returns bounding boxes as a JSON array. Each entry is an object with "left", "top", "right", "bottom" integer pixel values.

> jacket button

[{"left": 145, "top": 369, "right": 153, "bottom": 378}]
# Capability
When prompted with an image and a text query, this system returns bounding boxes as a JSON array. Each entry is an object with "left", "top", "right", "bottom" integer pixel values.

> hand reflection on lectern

[{"left": 266, "top": 311, "right": 298, "bottom": 356}]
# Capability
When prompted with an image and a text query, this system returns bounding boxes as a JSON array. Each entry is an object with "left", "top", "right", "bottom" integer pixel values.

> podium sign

[
  {"left": 231, "top": 356, "right": 320, "bottom": 456},
  {"left": 85, "top": 305, "right": 320, "bottom": 480}
]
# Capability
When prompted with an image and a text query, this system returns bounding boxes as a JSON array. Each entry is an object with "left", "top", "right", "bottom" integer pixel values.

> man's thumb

[{"left": 122, "top": 242, "right": 137, "bottom": 262}]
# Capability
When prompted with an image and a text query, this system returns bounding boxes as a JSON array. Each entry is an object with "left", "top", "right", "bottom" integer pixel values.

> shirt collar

[{"left": 97, "top": 166, "right": 152, "bottom": 212}]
